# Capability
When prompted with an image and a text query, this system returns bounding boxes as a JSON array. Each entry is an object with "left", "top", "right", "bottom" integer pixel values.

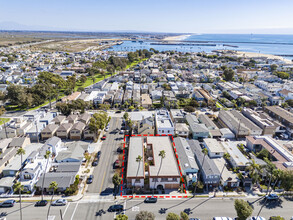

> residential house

[
  {"left": 188, "top": 140, "right": 221, "bottom": 189},
  {"left": 137, "top": 117, "right": 155, "bottom": 135},
  {"left": 174, "top": 137, "right": 199, "bottom": 187},
  {"left": 141, "top": 94, "right": 152, "bottom": 108},
  {"left": 155, "top": 110, "right": 175, "bottom": 135},
  {"left": 55, "top": 141, "right": 90, "bottom": 163},
  {"left": 78, "top": 113, "right": 91, "bottom": 125},
  {"left": 56, "top": 123, "right": 73, "bottom": 139},
  {"left": 175, "top": 123, "right": 189, "bottom": 137},
  {"left": 170, "top": 109, "right": 186, "bottom": 123},
  {"left": 203, "top": 138, "right": 225, "bottom": 158},
  {"left": 67, "top": 114, "right": 79, "bottom": 124},
  {"left": 41, "top": 124, "right": 59, "bottom": 140},
  {"left": 70, "top": 122, "right": 86, "bottom": 140},
  {"left": 52, "top": 115, "right": 66, "bottom": 125}
]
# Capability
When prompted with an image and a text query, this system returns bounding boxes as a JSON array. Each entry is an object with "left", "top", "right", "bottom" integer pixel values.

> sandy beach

[
  {"left": 163, "top": 34, "right": 191, "bottom": 41},
  {"left": 235, "top": 51, "right": 293, "bottom": 64}
]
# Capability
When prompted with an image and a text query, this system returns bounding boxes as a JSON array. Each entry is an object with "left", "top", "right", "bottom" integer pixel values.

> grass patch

[
  {"left": 216, "top": 102, "right": 224, "bottom": 109},
  {"left": 0, "top": 118, "right": 10, "bottom": 125}
]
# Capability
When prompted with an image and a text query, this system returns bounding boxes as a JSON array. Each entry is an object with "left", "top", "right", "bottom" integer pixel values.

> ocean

[{"left": 106, "top": 34, "right": 293, "bottom": 61}]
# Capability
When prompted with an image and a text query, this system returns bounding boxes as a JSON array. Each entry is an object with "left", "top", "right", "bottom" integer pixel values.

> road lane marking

[
  {"left": 99, "top": 169, "right": 107, "bottom": 194},
  {"left": 62, "top": 202, "right": 70, "bottom": 219},
  {"left": 70, "top": 202, "right": 79, "bottom": 220}
]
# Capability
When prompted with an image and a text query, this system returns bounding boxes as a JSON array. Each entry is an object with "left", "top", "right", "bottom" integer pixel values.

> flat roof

[
  {"left": 127, "top": 137, "right": 144, "bottom": 178},
  {"left": 265, "top": 106, "right": 293, "bottom": 124},
  {"left": 203, "top": 138, "right": 225, "bottom": 153},
  {"left": 147, "top": 136, "right": 180, "bottom": 178},
  {"left": 221, "top": 141, "right": 249, "bottom": 166}
]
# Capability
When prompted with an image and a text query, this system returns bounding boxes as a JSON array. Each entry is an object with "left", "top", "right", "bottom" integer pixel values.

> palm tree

[
  {"left": 47, "top": 181, "right": 58, "bottom": 220},
  {"left": 133, "top": 155, "right": 143, "bottom": 196},
  {"left": 13, "top": 181, "right": 24, "bottom": 220},
  {"left": 246, "top": 159, "right": 263, "bottom": 185},
  {"left": 193, "top": 148, "right": 208, "bottom": 196},
  {"left": 41, "top": 150, "right": 51, "bottom": 201},
  {"left": 153, "top": 150, "right": 166, "bottom": 196}
]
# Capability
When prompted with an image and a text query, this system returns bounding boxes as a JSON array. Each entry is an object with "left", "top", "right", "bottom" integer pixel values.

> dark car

[
  {"left": 115, "top": 110, "right": 122, "bottom": 113},
  {"left": 35, "top": 200, "right": 48, "bottom": 207},
  {"left": 87, "top": 175, "right": 94, "bottom": 184},
  {"left": 101, "top": 135, "right": 106, "bottom": 140},
  {"left": 92, "top": 160, "right": 98, "bottom": 166},
  {"left": 108, "top": 204, "right": 123, "bottom": 212},
  {"left": 117, "top": 147, "right": 123, "bottom": 153},
  {"left": 0, "top": 200, "right": 16, "bottom": 207},
  {"left": 97, "top": 151, "right": 101, "bottom": 158},
  {"left": 144, "top": 197, "right": 157, "bottom": 203}
]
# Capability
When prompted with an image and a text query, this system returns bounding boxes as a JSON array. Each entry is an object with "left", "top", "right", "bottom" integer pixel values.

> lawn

[
  {"left": 0, "top": 118, "right": 10, "bottom": 125},
  {"left": 75, "top": 73, "right": 112, "bottom": 90},
  {"left": 216, "top": 102, "right": 224, "bottom": 109}
]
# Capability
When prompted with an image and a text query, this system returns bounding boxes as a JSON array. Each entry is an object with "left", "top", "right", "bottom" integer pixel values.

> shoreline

[
  {"left": 235, "top": 51, "right": 293, "bottom": 64},
  {"left": 163, "top": 34, "right": 191, "bottom": 41}
]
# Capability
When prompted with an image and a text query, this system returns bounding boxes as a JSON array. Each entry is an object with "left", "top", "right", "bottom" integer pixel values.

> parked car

[
  {"left": 119, "top": 130, "right": 124, "bottom": 135},
  {"left": 101, "top": 135, "right": 106, "bottom": 140},
  {"left": 0, "top": 200, "right": 16, "bottom": 207},
  {"left": 249, "top": 217, "right": 266, "bottom": 220},
  {"left": 105, "top": 127, "right": 109, "bottom": 132},
  {"left": 97, "top": 151, "right": 101, "bottom": 158},
  {"left": 92, "top": 159, "right": 98, "bottom": 166},
  {"left": 87, "top": 175, "right": 94, "bottom": 184},
  {"left": 35, "top": 200, "right": 48, "bottom": 207},
  {"left": 108, "top": 204, "right": 123, "bottom": 212},
  {"left": 114, "top": 159, "right": 121, "bottom": 168},
  {"left": 265, "top": 193, "right": 279, "bottom": 200},
  {"left": 144, "top": 197, "right": 157, "bottom": 203},
  {"left": 117, "top": 147, "right": 123, "bottom": 153},
  {"left": 115, "top": 110, "right": 122, "bottom": 113},
  {"left": 51, "top": 199, "right": 67, "bottom": 206}
]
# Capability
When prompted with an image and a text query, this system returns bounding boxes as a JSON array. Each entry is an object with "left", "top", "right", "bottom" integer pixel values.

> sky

[{"left": 1, "top": 0, "right": 293, "bottom": 34}]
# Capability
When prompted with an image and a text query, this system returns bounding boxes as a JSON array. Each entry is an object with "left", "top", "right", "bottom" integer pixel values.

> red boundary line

[{"left": 120, "top": 134, "right": 187, "bottom": 197}]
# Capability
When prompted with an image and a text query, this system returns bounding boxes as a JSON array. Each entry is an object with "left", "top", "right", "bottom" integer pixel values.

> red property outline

[{"left": 120, "top": 134, "right": 188, "bottom": 199}]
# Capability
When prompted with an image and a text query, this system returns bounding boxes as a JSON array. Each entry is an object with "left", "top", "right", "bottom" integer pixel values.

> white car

[
  {"left": 51, "top": 199, "right": 67, "bottom": 206},
  {"left": 213, "top": 218, "right": 233, "bottom": 220}
]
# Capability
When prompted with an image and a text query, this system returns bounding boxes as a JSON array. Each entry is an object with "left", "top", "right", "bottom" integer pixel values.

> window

[
  {"left": 162, "top": 130, "right": 164, "bottom": 133},
  {"left": 161, "top": 178, "right": 168, "bottom": 182},
  {"left": 23, "top": 174, "right": 31, "bottom": 180},
  {"left": 168, "top": 130, "right": 170, "bottom": 133},
  {"left": 152, "top": 178, "right": 158, "bottom": 182},
  {"left": 172, "top": 178, "right": 177, "bottom": 182},
  {"left": 135, "top": 179, "right": 140, "bottom": 183}
]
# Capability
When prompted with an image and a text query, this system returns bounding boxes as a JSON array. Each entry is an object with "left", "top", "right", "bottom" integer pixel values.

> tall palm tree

[
  {"left": 13, "top": 181, "right": 24, "bottom": 220},
  {"left": 47, "top": 181, "right": 58, "bottom": 220},
  {"left": 16, "top": 147, "right": 25, "bottom": 219},
  {"left": 41, "top": 150, "right": 51, "bottom": 201},
  {"left": 246, "top": 159, "right": 263, "bottom": 185},
  {"left": 193, "top": 148, "right": 208, "bottom": 196},
  {"left": 153, "top": 150, "right": 166, "bottom": 196},
  {"left": 133, "top": 155, "right": 143, "bottom": 196}
]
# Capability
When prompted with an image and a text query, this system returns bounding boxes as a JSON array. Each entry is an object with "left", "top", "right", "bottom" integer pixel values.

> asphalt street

[
  {"left": 1, "top": 197, "right": 293, "bottom": 220},
  {"left": 87, "top": 117, "right": 124, "bottom": 195}
]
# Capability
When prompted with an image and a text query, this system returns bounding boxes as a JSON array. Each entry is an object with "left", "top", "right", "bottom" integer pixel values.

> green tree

[
  {"left": 223, "top": 68, "right": 235, "bottom": 81},
  {"left": 135, "top": 211, "right": 155, "bottom": 220},
  {"left": 180, "top": 211, "right": 189, "bottom": 220},
  {"left": 280, "top": 170, "right": 293, "bottom": 191},
  {"left": 13, "top": 181, "right": 24, "bottom": 220},
  {"left": 115, "top": 214, "right": 128, "bottom": 220},
  {"left": 269, "top": 216, "right": 285, "bottom": 220},
  {"left": 270, "top": 64, "right": 278, "bottom": 72},
  {"left": 56, "top": 102, "right": 72, "bottom": 116},
  {"left": 256, "top": 148, "right": 270, "bottom": 160},
  {"left": 41, "top": 150, "right": 51, "bottom": 201},
  {"left": 246, "top": 159, "right": 262, "bottom": 184},
  {"left": 184, "top": 106, "right": 195, "bottom": 112},
  {"left": 166, "top": 212, "right": 180, "bottom": 220},
  {"left": 234, "top": 199, "right": 253, "bottom": 220},
  {"left": 88, "top": 112, "right": 108, "bottom": 137},
  {"left": 275, "top": 71, "right": 289, "bottom": 79},
  {"left": 123, "top": 112, "right": 129, "bottom": 121},
  {"left": 47, "top": 181, "right": 58, "bottom": 219},
  {"left": 112, "top": 173, "right": 122, "bottom": 197}
]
